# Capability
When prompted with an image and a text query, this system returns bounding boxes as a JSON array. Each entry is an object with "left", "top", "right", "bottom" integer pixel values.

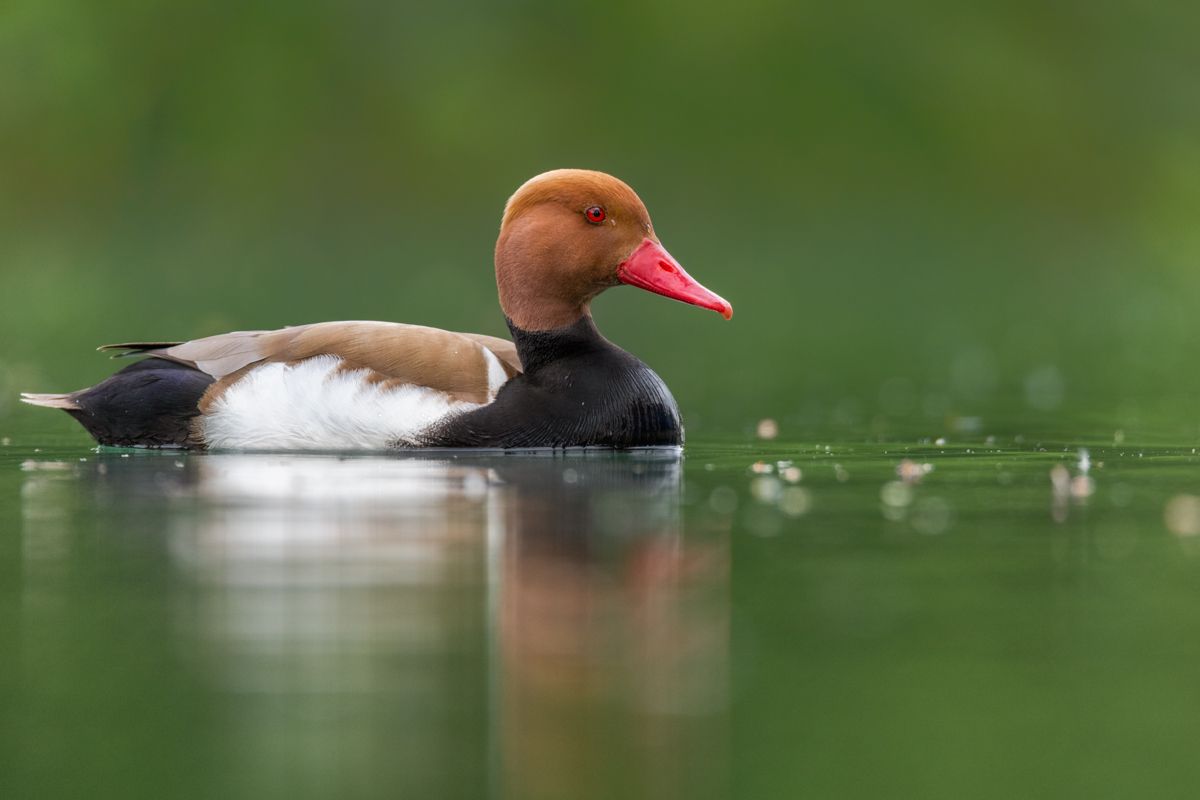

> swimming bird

[{"left": 21, "top": 169, "right": 732, "bottom": 450}]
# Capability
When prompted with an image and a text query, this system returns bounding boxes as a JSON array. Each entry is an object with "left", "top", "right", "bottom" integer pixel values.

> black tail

[{"left": 22, "top": 358, "right": 214, "bottom": 448}]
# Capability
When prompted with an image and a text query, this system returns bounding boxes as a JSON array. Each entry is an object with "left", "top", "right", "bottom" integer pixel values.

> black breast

[{"left": 420, "top": 316, "right": 682, "bottom": 449}]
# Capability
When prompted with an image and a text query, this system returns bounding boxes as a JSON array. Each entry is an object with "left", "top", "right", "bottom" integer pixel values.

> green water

[
  {"left": 5, "top": 425, "right": 1200, "bottom": 799},
  {"left": 4, "top": 1, "right": 1200, "bottom": 795}
]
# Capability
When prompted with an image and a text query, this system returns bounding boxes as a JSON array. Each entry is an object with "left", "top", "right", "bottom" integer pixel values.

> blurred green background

[
  {"left": 3, "top": 0, "right": 1199, "bottom": 441},
  {"left": 7, "top": 5, "right": 1200, "bottom": 799}
]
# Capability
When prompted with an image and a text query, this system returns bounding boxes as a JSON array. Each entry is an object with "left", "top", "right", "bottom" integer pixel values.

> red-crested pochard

[{"left": 21, "top": 169, "right": 732, "bottom": 450}]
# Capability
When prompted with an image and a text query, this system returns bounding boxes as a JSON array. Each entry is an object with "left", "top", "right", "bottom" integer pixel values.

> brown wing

[
  {"left": 457, "top": 332, "right": 521, "bottom": 375},
  {"left": 106, "top": 321, "right": 523, "bottom": 410}
]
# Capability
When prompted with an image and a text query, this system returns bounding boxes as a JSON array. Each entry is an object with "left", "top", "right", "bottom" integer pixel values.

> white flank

[{"left": 201, "top": 355, "right": 492, "bottom": 451}]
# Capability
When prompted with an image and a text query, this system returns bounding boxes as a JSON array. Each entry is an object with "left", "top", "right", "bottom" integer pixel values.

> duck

[{"left": 21, "top": 169, "right": 732, "bottom": 451}]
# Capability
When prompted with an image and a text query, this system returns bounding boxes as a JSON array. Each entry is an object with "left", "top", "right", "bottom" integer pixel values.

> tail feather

[
  {"left": 22, "top": 357, "right": 214, "bottom": 447},
  {"left": 20, "top": 392, "right": 80, "bottom": 410},
  {"left": 98, "top": 342, "right": 183, "bottom": 359}
]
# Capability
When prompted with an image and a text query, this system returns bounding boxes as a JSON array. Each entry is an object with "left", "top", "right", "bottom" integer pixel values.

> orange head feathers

[{"left": 495, "top": 169, "right": 731, "bottom": 331}]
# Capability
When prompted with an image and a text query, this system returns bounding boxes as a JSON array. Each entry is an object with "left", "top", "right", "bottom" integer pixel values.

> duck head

[{"left": 495, "top": 169, "right": 733, "bottom": 331}]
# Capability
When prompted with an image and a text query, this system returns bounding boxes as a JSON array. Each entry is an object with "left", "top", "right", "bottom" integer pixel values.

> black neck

[{"left": 506, "top": 315, "right": 611, "bottom": 373}]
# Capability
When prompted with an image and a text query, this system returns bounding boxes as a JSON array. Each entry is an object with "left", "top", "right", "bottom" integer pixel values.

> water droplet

[
  {"left": 1069, "top": 475, "right": 1094, "bottom": 501},
  {"left": 778, "top": 487, "right": 812, "bottom": 517},
  {"left": 881, "top": 481, "right": 913, "bottom": 509},
  {"left": 1165, "top": 495, "right": 1200, "bottom": 537},
  {"left": 750, "top": 476, "right": 782, "bottom": 503}
]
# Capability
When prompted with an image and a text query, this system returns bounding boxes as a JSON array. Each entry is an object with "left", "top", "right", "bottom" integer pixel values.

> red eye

[{"left": 584, "top": 206, "right": 606, "bottom": 224}]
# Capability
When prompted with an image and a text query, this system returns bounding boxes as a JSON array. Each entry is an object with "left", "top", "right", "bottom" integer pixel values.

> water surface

[{"left": 4, "top": 432, "right": 1200, "bottom": 798}]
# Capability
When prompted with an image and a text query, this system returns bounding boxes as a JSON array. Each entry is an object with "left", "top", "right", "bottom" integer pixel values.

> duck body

[{"left": 22, "top": 170, "right": 728, "bottom": 451}]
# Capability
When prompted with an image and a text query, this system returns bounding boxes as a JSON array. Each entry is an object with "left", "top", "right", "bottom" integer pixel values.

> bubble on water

[
  {"left": 756, "top": 418, "right": 779, "bottom": 440},
  {"left": 750, "top": 476, "right": 782, "bottom": 503},
  {"left": 709, "top": 486, "right": 739, "bottom": 515},
  {"left": 778, "top": 487, "right": 812, "bottom": 517},
  {"left": 21, "top": 460, "right": 71, "bottom": 472},
  {"left": 912, "top": 496, "right": 953, "bottom": 535},
  {"left": 934, "top": 437, "right": 947, "bottom": 446},
  {"left": 1025, "top": 365, "right": 1065, "bottom": 411},
  {"left": 1050, "top": 464, "right": 1071, "bottom": 523},
  {"left": 1069, "top": 475, "right": 1094, "bottom": 501},
  {"left": 833, "top": 464, "right": 850, "bottom": 482},
  {"left": 780, "top": 466, "right": 803, "bottom": 483},
  {"left": 1165, "top": 495, "right": 1200, "bottom": 537},
  {"left": 562, "top": 468, "right": 579, "bottom": 484},
  {"left": 896, "top": 459, "right": 932, "bottom": 484},
  {"left": 1077, "top": 448, "right": 1091, "bottom": 475},
  {"left": 881, "top": 481, "right": 913, "bottom": 508},
  {"left": 1049, "top": 464, "right": 1071, "bottom": 494}
]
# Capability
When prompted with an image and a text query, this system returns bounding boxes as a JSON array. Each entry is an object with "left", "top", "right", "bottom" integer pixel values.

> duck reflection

[
  {"left": 491, "top": 458, "right": 728, "bottom": 800},
  {"left": 21, "top": 451, "right": 727, "bottom": 799}
]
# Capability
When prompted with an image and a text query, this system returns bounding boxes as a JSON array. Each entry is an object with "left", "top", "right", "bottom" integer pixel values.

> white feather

[
  {"left": 482, "top": 347, "right": 509, "bottom": 397},
  {"left": 200, "top": 355, "right": 488, "bottom": 450}
]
